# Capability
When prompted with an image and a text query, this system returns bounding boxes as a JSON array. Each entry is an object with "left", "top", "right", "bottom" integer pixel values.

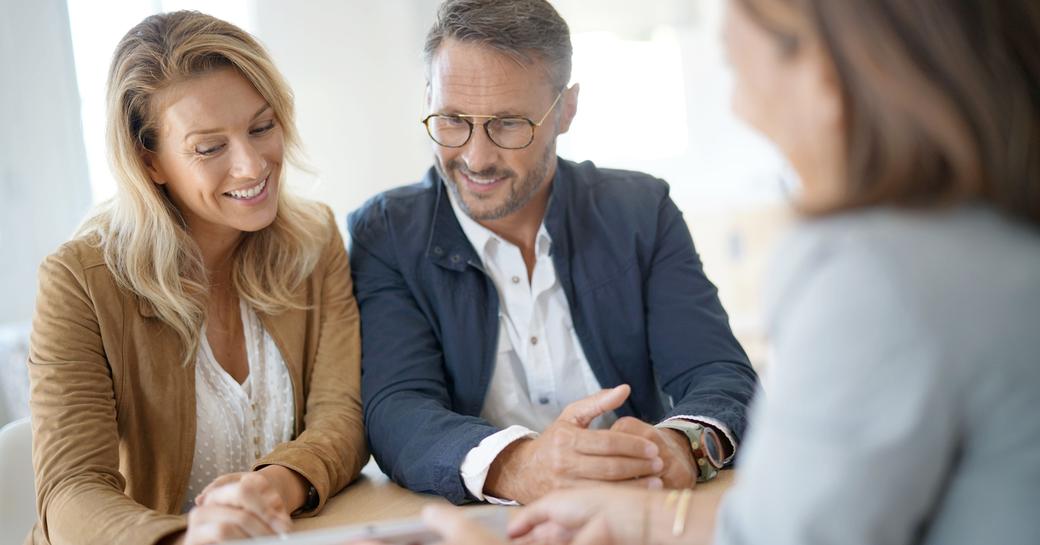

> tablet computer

[{"left": 224, "top": 505, "right": 509, "bottom": 545}]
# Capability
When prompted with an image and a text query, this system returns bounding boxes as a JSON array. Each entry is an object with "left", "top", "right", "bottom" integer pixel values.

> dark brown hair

[
  {"left": 423, "top": 0, "right": 572, "bottom": 90},
  {"left": 740, "top": 0, "right": 1040, "bottom": 225}
]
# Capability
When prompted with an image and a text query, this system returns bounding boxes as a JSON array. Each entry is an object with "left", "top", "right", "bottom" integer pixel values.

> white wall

[
  {"left": 0, "top": 0, "right": 91, "bottom": 325},
  {"left": 253, "top": 0, "right": 440, "bottom": 227}
]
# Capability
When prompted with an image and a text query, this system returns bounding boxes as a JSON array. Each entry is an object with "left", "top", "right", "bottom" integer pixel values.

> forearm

[{"left": 40, "top": 484, "right": 187, "bottom": 545}]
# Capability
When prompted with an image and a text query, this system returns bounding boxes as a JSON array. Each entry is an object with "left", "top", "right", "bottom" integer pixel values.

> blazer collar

[
  {"left": 425, "top": 172, "right": 484, "bottom": 272},
  {"left": 426, "top": 158, "right": 571, "bottom": 272}
]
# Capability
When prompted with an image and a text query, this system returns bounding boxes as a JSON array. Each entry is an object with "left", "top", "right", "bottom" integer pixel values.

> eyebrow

[
  {"left": 441, "top": 108, "right": 527, "bottom": 118},
  {"left": 183, "top": 104, "right": 272, "bottom": 141}
]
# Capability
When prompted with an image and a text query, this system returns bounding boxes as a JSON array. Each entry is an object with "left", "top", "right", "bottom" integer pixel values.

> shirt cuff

[
  {"left": 658, "top": 415, "right": 738, "bottom": 464},
  {"left": 460, "top": 425, "right": 538, "bottom": 504}
]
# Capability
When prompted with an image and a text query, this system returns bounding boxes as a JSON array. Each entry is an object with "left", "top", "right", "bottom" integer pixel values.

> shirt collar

[{"left": 445, "top": 184, "right": 553, "bottom": 264}]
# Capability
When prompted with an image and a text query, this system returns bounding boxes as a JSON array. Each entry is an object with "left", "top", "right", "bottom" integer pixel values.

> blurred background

[{"left": 0, "top": 0, "right": 793, "bottom": 426}]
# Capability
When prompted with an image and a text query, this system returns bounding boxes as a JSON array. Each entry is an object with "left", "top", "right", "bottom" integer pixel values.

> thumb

[{"left": 559, "top": 385, "right": 631, "bottom": 428}]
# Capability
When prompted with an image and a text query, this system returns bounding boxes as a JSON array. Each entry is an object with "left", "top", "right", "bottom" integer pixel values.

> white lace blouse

[{"left": 182, "top": 299, "right": 295, "bottom": 513}]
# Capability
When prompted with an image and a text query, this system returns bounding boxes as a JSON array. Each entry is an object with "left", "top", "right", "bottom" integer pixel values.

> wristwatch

[
  {"left": 293, "top": 485, "right": 319, "bottom": 515},
  {"left": 657, "top": 420, "right": 725, "bottom": 482}
]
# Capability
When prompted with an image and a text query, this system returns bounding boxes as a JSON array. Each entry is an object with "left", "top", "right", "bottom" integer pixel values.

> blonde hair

[{"left": 79, "top": 10, "right": 328, "bottom": 365}]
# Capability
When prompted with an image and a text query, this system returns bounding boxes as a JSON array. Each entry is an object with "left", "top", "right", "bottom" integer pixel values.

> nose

[
  {"left": 459, "top": 122, "right": 501, "bottom": 174},
  {"left": 229, "top": 138, "right": 267, "bottom": 180}
]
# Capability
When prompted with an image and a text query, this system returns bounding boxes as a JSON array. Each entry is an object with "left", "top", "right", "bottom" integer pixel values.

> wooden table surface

[{"left": 296, "top": 459, "right": 736, "bottom": 532}]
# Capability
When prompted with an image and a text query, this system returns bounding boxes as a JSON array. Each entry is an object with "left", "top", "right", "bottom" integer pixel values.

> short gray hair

[{"left": 423, "top": 0, "right": 572, "bottom": 90}]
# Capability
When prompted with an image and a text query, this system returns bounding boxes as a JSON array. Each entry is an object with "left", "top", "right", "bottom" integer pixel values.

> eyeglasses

[{"left": 421, "top": 91, "right": 563, "bottom": 150}]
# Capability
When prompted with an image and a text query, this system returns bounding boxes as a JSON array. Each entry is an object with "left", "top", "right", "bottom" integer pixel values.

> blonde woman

[{"left": 28, "top": 11, "right": 366, "bottom": 545}]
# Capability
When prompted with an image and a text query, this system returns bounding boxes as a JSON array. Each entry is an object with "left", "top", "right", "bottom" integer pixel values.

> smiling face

[
  {"left": 145, "top": 67, "right": 283, "bottom": 240},
  {"left": 427, "top": 39, "right": 577, "bottom": 223}
]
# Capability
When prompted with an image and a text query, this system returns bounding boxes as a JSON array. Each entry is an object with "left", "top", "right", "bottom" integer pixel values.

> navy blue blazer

[{"left": 348, "top": 158, "right": 758, "bottom": 503}]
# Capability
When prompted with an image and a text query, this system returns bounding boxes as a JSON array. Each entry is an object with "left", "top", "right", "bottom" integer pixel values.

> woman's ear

[{"left": 141, "top": 150, "right": 166, "bottom": 185}]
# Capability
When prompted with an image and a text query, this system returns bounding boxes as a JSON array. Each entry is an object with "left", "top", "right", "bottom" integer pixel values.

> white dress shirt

[
  {"left": 448, "top": 191, "right": 734, "bottom": 504},
  {"left": 183, "top": 299, "right": 295, "bottom": 513}
]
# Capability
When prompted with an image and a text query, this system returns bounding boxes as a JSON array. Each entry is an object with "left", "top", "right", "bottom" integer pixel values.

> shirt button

[
  {"left": 511, "top": 276, "right": 520, "bottom": 284},
  {"left": 530, "top": 336, "right": 538, "bottom": 346},
  {"left": 538, "top": 396, "right": 550, "bottom": 405}
]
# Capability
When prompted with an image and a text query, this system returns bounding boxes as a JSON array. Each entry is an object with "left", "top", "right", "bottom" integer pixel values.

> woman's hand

[
  {"left": 508, "top": 487, "right": 651, "bottom": 545},
  {"left": 182, "top": 470, "right": 294, "bottom": 544}
]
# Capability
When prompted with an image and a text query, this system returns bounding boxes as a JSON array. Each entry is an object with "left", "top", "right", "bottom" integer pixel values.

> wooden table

[{"left": 297, "top": 459, "right": 735, "bottom": 531}]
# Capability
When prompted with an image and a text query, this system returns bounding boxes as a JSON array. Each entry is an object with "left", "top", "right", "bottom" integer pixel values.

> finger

[
  {"left": 565, "top": 454, "right": 663, "bottom": 481},
  {"left": 196, "top": 472, "right": 246, "bottom": 504},
  {"left": 572, "top": 428, "right": 658, "bottom": 458},
  {"left": 526, "top": 521, "right": 576, "bottom": 545},
  {"left": 189, "top": 504, "right": 279, "bottom": 540},
  {"left": 421, "top": 505, "right": 504, "bottom": 545},
  {"left": 559, "top": 385, "right": 631, "bottom": 428},
  {"left": 610, "top": 416, "right": 658, "bottom": 439},
  {"left": 200, "top": 476, "right": 291, "bottom": 534}
]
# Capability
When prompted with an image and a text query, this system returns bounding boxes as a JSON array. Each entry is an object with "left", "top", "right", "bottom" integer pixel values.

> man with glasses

[{"left": 348, "top": 0, "right": 758, "bottom": 505}]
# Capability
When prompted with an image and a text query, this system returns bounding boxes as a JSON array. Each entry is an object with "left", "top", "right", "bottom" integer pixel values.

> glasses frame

[{"left": 421, "top": 91, "right": 564, "bottom": 150}]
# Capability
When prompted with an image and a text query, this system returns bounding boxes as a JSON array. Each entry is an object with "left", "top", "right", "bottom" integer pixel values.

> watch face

[{"left": 703, "top": 429, "right": 723, "bottom": 466}]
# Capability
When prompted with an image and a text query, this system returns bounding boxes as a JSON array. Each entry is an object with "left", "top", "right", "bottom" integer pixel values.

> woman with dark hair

[{"left": 405, "top": 0, "right": 1040, "bottom": 543}]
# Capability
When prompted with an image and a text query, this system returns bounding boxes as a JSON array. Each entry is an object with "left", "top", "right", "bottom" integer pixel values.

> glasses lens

[
  {"left": 426, "top": 116, "right": 471, "bottom": 147},
  {"left": 487, "top": 118, "right": 534, "bottom": 149}
]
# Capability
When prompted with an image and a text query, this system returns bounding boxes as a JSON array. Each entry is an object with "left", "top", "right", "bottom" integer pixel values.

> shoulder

[
  {"left": 34, "top": 234, "right": 128, "bottom": 321},
  {"left": 38, "top": 234, "right": 109, "bottom": 284},
  {"left": 767, "top": 205, "right": 1040, "bottom": 364},
  {"left": 559, "top": 159, "right": 671, "bottom": 212},
  {"left": 348, "top": 170, "right": 438, "bottom": 236},
  {"left": 771, "top": 206, "right": 1040, "bottom": 303}
]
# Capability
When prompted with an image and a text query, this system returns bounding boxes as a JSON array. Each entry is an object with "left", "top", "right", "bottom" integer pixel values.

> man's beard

[{"left": 435, "top": 144, "right": 554, "bottom": 222}]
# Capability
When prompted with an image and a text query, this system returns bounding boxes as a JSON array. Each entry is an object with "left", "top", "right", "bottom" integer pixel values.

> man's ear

[{"left": 557, "top": 83, "right": 579, "bottom": 135}]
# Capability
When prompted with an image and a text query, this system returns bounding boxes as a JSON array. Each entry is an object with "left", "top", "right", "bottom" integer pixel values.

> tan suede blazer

[{"left": 27, "top": 207, "right": 367, "bottom": 545}]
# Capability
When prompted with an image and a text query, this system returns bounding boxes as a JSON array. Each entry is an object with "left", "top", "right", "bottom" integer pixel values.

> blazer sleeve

[
  {"left": 28, "top": 251, "right": 187, "bottom": 545},
  {"left": 646, "top": 195, "right": 759, "bottom": 447},
  {"left": 714, "top": 243, "right": 957, "bottom": 545},
  {"left": 253, "top": 209, "right": 368, "bottom": 516},
  {"left": 348, "top": 206, "right": 499, "bottom": 505}
]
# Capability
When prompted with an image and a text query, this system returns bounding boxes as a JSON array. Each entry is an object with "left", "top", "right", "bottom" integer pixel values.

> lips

[
  {"left": 224, "top": 174, "right": 269, "bottom": 200},
  {"left": 459, "top": 169, "right": 509, "bottom": 193}
]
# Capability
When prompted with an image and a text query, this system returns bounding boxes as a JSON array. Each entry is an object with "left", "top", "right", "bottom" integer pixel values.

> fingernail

[
  {"left": 648, "top": 477, "right": 663, "bottom": 489},
  {"left": 645, "top": 443, "right": 659, "bottom": 457},
  {"left": 652, "top": 457, "right": 664, "bottom": 472}
]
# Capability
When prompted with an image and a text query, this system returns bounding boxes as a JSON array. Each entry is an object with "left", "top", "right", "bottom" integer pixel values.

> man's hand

[
  {"left": 611, "top": 417, "right": 699, "bottom": 489},
  {"left": 484, "top": 385, "right": 664, "bottom": 504}
]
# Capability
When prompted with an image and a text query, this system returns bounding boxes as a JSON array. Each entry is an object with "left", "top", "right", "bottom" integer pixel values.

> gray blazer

[{"left": 715, "top": 205, "right": 1040, "bottom": 545}]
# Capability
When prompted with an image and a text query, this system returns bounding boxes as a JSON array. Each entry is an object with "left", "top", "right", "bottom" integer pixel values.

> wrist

[
  {"left": 662, "top": 428, "right": 694, "bottom": 458},
  {"left": 157, "top": 530, "right": 185, "bottom": 545},
  {"left": 645, "top": 490, "right": 696, "bottom": 545},
  {"left": 484, "top": 437, "right": 534, "bottom": 502},
  {"left": 258, "top": 465, "right": 309, "bottom": 513}
]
